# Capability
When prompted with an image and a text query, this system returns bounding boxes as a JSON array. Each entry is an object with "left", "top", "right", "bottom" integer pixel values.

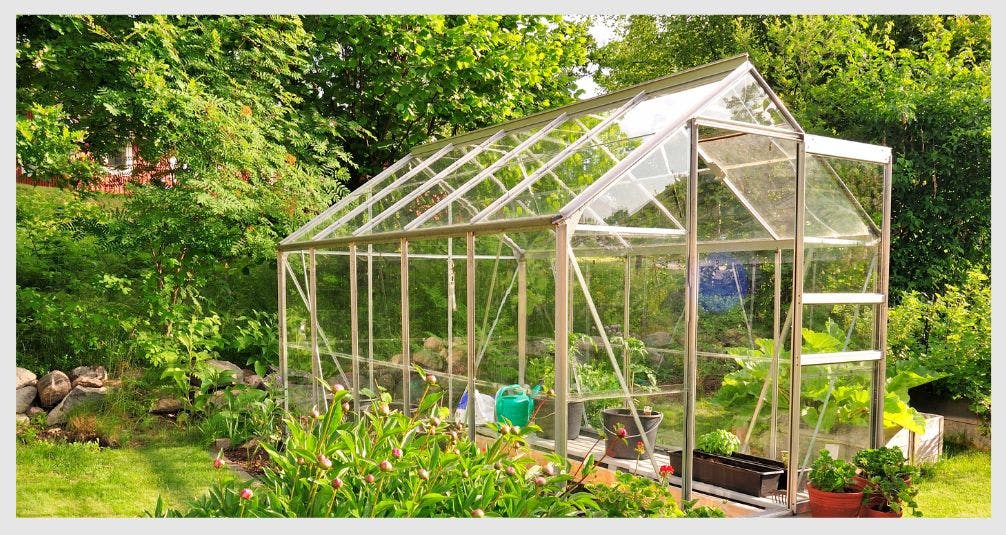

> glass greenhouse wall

[{"left": 278, "top": 54, "right": 893, "bottom": 514}]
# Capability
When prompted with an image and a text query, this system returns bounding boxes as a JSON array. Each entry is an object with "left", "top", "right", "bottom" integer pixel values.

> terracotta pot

[
  {"left": 861, "top": 505, "right": 903, "bottom": 518},
  {"left": 807, "top": 482, "right": 864, "bottom": 518}
]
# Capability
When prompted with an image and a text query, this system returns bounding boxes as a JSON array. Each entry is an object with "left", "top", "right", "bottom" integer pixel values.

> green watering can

[{"left": 495, "top": 384, "right": 536, "bottom": 427}]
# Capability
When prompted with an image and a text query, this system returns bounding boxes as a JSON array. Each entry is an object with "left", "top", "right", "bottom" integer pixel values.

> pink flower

[
  {"left": 213, "top": 457, "right": 224, "bottom": 469},
  {"left": 240, "top": 488, "right": 253, "bottom": 500},
  {"left": 331, "top": 383, "right": 346, "bottom": 392},
  {"left": 425, "top": 374, "right": 437, "bottom": 385},
  {"left": 364, "top": 474, "right": 375, "bottom": 484},
  {"left": 533, "top": 476, "right": 546, "bottom": 487},
  {"left": 391, "top": 448, "right": 403, "bottom": 459},
  {"left": 379, "top": 460, "right": 394, "bottom": 472},
  {"left": 616, "top": 427, "right": 628, "bottom": 439},
  {"left": 543, "top": 463, "right": 556, "bottom": 476},
  {"left": 506, "top": 465, "right": 516, "bottom": 476},
  {"left": 332, "top": 477, "right": 344, "bottom": 489}
]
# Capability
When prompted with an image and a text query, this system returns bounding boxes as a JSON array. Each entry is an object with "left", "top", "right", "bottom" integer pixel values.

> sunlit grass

[
  {"left": 915, "top": 445, "right": 991, "bottom": 518},
  {"left": 16, "top": 436, "right": 240, "bottom": 517}
]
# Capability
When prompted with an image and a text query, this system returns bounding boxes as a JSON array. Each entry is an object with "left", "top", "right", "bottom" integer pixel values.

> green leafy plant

[
  {"left": 695, "top": 429, "right": 741, "bottom": 456},
  {"left": 808, "top": 449, "right": 857, "bottom": 493},
  {"left": 853, "top": 447, "right": 922, "bottom": 517},
  {"left": 587, "top": 471, "right": 686, "bottom": 517},
  {"left": 197, "top": 385, "right": 284, "bottom": 449},
  {"left": 151, "top": 366, "right": 600, "bottom": 518}
]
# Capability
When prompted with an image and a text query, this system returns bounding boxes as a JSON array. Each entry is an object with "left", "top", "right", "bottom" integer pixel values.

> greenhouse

[{"left": 277, "top": 54, "right": 892, "bottom": 515}]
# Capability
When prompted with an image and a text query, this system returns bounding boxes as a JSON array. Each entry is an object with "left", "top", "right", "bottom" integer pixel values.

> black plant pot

[
  {"left": 532, "top": 397, "right": 585, "bottom": 440},
  {"left": 729, "top": 451, "right": 808, "bottom": 491},
  {"left": 600, "top": 407, "right": 663, "bottom": 459},
  {"left": 668, "top": 450, "right": 784, "bottom": 497}
]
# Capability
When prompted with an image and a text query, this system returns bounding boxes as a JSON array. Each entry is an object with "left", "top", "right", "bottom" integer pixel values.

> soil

[{"left": 222, "top": 445, "right": 271, "bottom": 477}]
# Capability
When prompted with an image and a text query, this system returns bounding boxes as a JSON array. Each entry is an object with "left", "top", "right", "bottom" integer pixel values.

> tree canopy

[{"left": 592, "top": 15, "right": 991, "bottom": 296}]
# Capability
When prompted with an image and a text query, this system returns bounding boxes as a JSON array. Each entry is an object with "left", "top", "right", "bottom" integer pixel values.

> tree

[
  {"left": 299, "top": 15, "right": 592, "bottom": 187},
  {"left": 590, "top": 15, "right": 990, "bottom": 297}
]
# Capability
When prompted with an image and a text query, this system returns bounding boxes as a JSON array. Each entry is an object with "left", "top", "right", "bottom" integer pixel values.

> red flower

[
  {"left": 659, "top": 465, "right": 675, "bottom": 477},
  {"left": 240, "top": 488, "right": 254, "bottom": 500},
  {"left": 213, "top": 457, "right": 224, "bottom": 469}
]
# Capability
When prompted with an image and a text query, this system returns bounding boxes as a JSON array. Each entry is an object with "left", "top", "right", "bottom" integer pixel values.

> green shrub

[{"left": 888, "top": 266, "right": 991, "bottom": 427}]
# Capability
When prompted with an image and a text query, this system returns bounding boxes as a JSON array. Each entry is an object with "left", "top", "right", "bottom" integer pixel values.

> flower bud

[
  {"left": 494, "top": 461, "right": 502, "bottom": 471},
  {"left": 533, "top": 476, "right": 546, "bottom": 487},
  {"left": 500, "top": 424, "right": 512, "bottom": 435},
  {"left": 471, "top": 508, "right": 485, "bottom": 518},
  {"left": 379, "top": 460, "right": 394, "bottom": 472},
  {"left": 331, "top": 477, "right": 344, "bottom": 489},
  {"left": 543, "top": 463, "right": 556, "bottom": 477},
  {"left": 213, "top": 457, "right": 224, "bottom": 469},
  {"left": 332, "top": 383, "right": 346, "bottom": 392},
  {"left": 317, "top": 454, "right": 332, "bottom": 470},
  {"left": 297, "top": 456, "right": 306, "bottom": 465},
  {"left": 616, "top": 427, "right": 628, "bottom": 439},
  {"left": 240, "top": 488, "right": 254, "bottom": 500},
  {"left": 425, "top": 374, "right": 437, "bottom": 385},
  {"left": 418, "top": 468, "right": 430, "bottom": 481},
  {"left": 364, "top": 474, "right": 375, "bottom": 484},
  {"left": 506, "top": 465, "right": 516, "bottom": 476},
  {"left": 380, "top": 404, "right": 391, "bottom": 416},
  {"left": 391, "top": 447, "right": 403, "bottom": 459},
  {"left": 512, "top": 426, "right": 521, "bottom": 434},
  {"left": 430, "top": 416, "right": 442, "bottom": 427},
  {"left": 310, "top": 407, "right": 321, "bottom": 419},
  {"left": 342, "top": 402, "right": 351, "bottom": 412}
]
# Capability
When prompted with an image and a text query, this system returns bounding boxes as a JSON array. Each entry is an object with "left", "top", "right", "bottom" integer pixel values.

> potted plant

[
  {"left": 851, "top": 447, "right": 922, "bottom": 517},
  {"left": 805, "top": 449, "right": 864, "bottom": 517},
  {"left": 667, "top": 429, "right": 784, "bottom": 497},
  {"left": 527, "top": 360, "right": 586, "bottom": 441},
  {"left": 600, "top": 405, "right": 663, "bottom": 459}
]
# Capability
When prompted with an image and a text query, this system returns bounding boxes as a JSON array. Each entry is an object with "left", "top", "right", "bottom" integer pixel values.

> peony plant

[{"left": 151, "top": 366, "right": 599, "bottom": 518}]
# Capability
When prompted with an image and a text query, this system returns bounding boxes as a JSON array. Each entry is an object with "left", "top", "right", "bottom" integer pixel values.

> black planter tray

[
  {"left": 729, "top": 452, "right": 809, "bottom": 491},
  {"left": 668, "top": 450, "right": 784, "bottom": 497}
]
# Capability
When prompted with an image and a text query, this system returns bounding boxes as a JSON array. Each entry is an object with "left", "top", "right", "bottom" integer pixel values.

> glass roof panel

[
  {"left": 483, "top": 83, "right": 721, "bottom": 222},
  {"left": 697, "top": 71, "right": 795, "bottom": 130},
  {"left": 288, "top": 156, "right": 424, "bottom": 243},
  {"left": 315, "top": 142, "right": 486, "bottom": 239},
  {"left": 804, "top": 156, "right": 876, "bottom": 240}
]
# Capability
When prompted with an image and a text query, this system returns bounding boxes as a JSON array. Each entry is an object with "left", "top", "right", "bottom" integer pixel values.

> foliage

[
  {"left": 853, "top": 447, "right": 922, "bottom": 517},
  {"left": 586, "top": 471, "right": 686, "bottom": 517},
  {"left": 887, "top": 266, "right": 991, "bottom": 425},
  {"left": 16, "top": 104, "right": 102, "bottom": 186},
  {"left": 713, "top": 326, "right": 942, "bottom": 435},
  {"left": 198, "top": 384, "right": 285, "bottom": 449},
  {"left": 298, "top": 15, "right": 592, "bottom": 187},
  {"left": 152, "top": 371, "right": 600, "bottom": 517},
  {"left": 591, "top": 15, "right": 990, "bottom": 297},
  {"left": 808, "top": 449, "right": 856, "bottom": 493},
  {"left": 695, "top": 429, "right": 741, "bottom": 456}
]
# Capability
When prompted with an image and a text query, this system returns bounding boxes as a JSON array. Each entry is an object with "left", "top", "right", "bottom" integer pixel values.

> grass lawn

[
  {"left": 16, "top": 434, "right": 241, "bottom": 517},
  {"left": 915, "top": 445, "right": 991, "bottom": 518}
]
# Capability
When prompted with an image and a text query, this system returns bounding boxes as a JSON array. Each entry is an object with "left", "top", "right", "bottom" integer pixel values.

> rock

[
  {"left": 527, "top": 339, "right": 549, "bottom": 356},
  {"left": 37, "top": 371, "right": 72, "bottom": 408},
  {"left": 16, "top": 385, "right": 37, "bottom": 413},
  {"left": 151, "top": 397, "right": 183, "bottom": 415},
  {"left": 212, "top": 437, "right": 231, "bottom": 452},
  {"left": 643, "top": 331, "right": 673, "bottom": 348},
  {"left": 207, "top": 390, "right": 227, "bottom": 409},
  {"left": 16, "top": 414, "right": 29, "bottom": 427},
  {"left": 239, "top": 438, "right": 260, "bottom": 451},
  {"left": 26, "top": 406, "right": 46, "bottom": 418},
  {"left": 46, "top": 385, "right": 107, "bottom": 426},
  {"left": 205, "top": 359, "right": 244, "bottom": 385},
  {"left": 69, "top": 365, "right": 107, "bottom": 384},
  {"left": 72, "top": 376, "right": 103, "bottom": 389},
  {"left": 16, "top": 367, "right": 37, "bottom": 389},
  {"left": 243, "top": 373, "right": 264, "bottom": 389}
]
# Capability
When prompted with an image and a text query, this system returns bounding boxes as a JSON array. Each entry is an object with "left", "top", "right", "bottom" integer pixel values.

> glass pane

[
  {"left": 811, "top": 156, "right": 884, "bottom": 229},
  {"left": 294, "top": 156, "right": 424, "bottom": 242},
  {"left": 802, "top": 304, "right": 877, "bottom": 354},
  {"left": 318, "top": 144, "right": 480, "bottom": 239},
  {"left": 359, "top": 242, "right": 405, "bottom": 408},
  {"left": 283, "top": 252, "right": 317, "bottom": 415},
  {"left": 803, "top": 245, "right": 880, "bottom": 294},
  {"left": 698, "top": 71, "right": 795, "bottom": 130},
  {"left": 482, "top": 82, "right": 726, "bottom": 222},
  {"left": 805, "top": 156, "right": 876, "bottom": 240},
  {"left": 366, "top": 130, "right": 543, "bottom": 235},
  {"left": 698, "top": 130, "right": 798, "bottom": 238},
  {"left": 797, "top": 361, "right": 875, "bottom": 469},
  {"left": 315, "top": 249, "right": 354, "bottom": 401}
]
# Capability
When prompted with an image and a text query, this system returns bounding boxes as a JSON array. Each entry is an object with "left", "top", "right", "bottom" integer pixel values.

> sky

[{"left": 574, "top": 17, "right": 618, "bottom": 99}]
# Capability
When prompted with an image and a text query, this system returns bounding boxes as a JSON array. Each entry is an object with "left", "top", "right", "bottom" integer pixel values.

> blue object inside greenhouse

[{"left": 699, "top": 253, "right": 748, "bottom": 313}]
